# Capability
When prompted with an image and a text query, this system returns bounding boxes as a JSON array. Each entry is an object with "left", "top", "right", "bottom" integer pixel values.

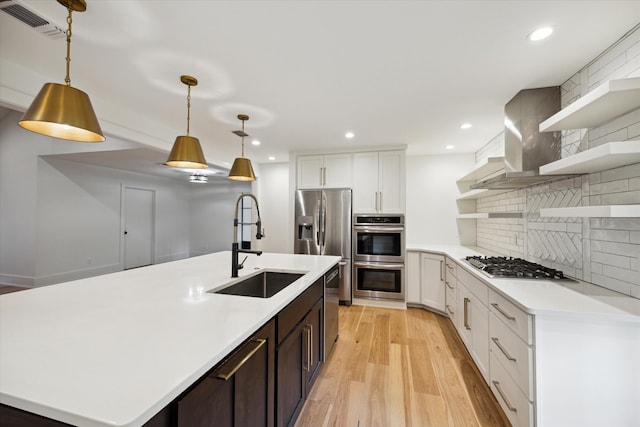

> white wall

[
  {"left": 189, "top": 179, "right": 251, "bottom": 257},
  {"left": 0, "top": 110, "right": 244, "bottom": 286},
  {"left": 405, "top": 153, "right": 474, "bottom": 245},
  {"left": 255, "top": 162, "right": 292, "bottom": 253}
]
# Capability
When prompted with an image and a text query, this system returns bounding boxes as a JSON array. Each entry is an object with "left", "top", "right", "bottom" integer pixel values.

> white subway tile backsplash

[
  {"left": 590, "top": 229, "right": 630, "bottom": 243},
  {"left": 601, "top": 162, "right": 640, "bottom": 182},
  {"left": 591, "top": 272, "right": 632, "bottom": 295},
  {"left": 591, "top": 240, "right": 640, "bottom": 257},
  {"left": 600, "top": 190, "right": 640, "bottom": 204},
  {"left": 591, "top": 251, "right": 631, "bottom": 269},
  {"left": 590, "top": 179, "right": 629, "bottom": 195}
]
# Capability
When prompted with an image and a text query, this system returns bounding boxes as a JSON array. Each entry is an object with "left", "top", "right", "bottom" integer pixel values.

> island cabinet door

[
  {"left": 304, "top": 298, "right": 324, "bottom": 391},
  {"left": 276, "top": 321, "right": 306, "bottom": 427},
  {"left": 176, "top": 320, "right": 275, "bottom": 427}
]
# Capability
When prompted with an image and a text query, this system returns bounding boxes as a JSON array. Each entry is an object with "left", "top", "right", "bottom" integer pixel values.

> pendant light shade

[
  {"left": 18, "top": 0, "right": 105, "bottom": 143},
  {"left": 165, "top": 135, "right": 207, "bottom": 169},
  {"left": 228, "top": 114, "right": 256, "bottom": 181},
  {"left": 19, "top": 83, "right": 104, "bottom": 142},
  {"left": 165, "top": 75, "right": 207, "bottom": 169},
  {"left": 228, "top": 157, "right": 256, "bottom": 181}
]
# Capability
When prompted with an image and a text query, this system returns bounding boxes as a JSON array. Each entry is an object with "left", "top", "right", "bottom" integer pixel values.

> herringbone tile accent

[{"left": 527, "top": 187, "right": 583, "bottom": 268}]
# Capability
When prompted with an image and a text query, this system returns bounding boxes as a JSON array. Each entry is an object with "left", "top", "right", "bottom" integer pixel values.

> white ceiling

[{"left": 1, "top": 1, "right": 639, "bottom": 180}]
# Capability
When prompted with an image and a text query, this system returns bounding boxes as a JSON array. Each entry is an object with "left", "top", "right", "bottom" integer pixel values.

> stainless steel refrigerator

[{"left": 294, "top": 188, "right": 352, "bottom": 305}]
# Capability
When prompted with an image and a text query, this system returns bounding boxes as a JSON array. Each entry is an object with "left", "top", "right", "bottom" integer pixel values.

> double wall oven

[{"left": 352, "top": 214, "right": 405, "bottom": 301}]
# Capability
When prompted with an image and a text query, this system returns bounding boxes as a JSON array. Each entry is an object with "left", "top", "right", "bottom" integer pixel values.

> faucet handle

[{"left": 238, "top": 255, "right": 248, "bottom": 270}]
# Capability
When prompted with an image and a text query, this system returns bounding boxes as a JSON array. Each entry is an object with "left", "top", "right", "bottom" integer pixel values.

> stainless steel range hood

[{"left": 471, "top": 86, "right": 578, "bottom": 189}]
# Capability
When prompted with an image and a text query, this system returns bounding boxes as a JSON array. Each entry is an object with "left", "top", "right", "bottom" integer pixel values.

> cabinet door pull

[
  {"left": 491, "top": 337, "right": 517, "bottom": 361},
  {"left": 491, "top": 303, "right": 516, "bottom": 321},
  {"left": 375, "top": 192, "right": 379, "bottom": 212},
  {"left": 492, "top": 380, "right": 517, "bottom": 412},
  {"left": 303, "top": 324, "right": 313, "bottom": 372},
  {"left": 379, "top": 192, "right": 383, "bottom": 211},
  {"left": 215, "top": 338, "right": 266, "bottom": 380},
  {"left": 445, "top": 281, "right": 454, "bottom": 290},
  {"left": 440, "top": 260, "right": 444, "bottom": 282},
  {"left": 463, "top": 297, "right": 471, "bottom": 330},
  {"left": 322, "top": 167, "right": 327, "bottom": 186},
  {"left": 445, "top": 304, "right": 454, "bottom": 315}
]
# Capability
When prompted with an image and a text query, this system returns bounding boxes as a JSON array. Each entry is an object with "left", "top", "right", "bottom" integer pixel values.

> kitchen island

[{"left": 0, "top": 251, "right": 339, "bottom": 426}]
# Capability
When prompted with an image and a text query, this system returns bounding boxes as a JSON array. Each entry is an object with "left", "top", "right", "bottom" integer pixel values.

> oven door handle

[
  {"left": 354, "top": 262, "right": 404, "bottom": 270},
  {"left": 353, "top": 226, "right": 405, "bottom": 232}
]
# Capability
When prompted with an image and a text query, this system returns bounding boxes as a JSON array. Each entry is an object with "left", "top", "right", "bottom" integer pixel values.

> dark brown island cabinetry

[
  {"left": 276, "top": 279, "right": 324, "bottom": 427},
  {"left": 176, "top": 320, "right": 276, "bottom": 427}
]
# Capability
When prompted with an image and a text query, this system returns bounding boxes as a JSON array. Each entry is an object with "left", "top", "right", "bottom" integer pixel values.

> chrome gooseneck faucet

[{"left": 232, "top": 193, "right": 264, "bottom": 277}]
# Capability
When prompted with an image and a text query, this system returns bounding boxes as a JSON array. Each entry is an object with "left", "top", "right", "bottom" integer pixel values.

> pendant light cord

[
  {"left": 241, "top": 118, "right": 245, "bottom": 157},
  {"left": 64, "top": 8, "right": 73, "bottom": 87},
  {"left": 186, "top": 84, "right": 191, "bottom": 135}
]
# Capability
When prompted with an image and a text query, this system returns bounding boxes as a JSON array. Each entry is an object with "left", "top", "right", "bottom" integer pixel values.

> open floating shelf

[
  {"left": 540, "top": 141, "right": 640, "bottom": 175},
  {"left": 456, "top": 156, "right": 505, "bottom": 182},
  {"left": 456, "top": 188, "right": 507, "bottom": 200},
  {"left": 539, "top": 205, "right": 640, "bottom": 218},
  {"left": 539, "top": 77, "right": 640, "bottom": 132},
  {"left": 457, "top": 212, "right": 523, "bottom": 219}
]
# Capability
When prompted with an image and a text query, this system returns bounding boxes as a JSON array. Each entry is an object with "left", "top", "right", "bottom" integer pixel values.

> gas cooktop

[{"left": 464, "top": 256, "right": 568, "bottom": 280}]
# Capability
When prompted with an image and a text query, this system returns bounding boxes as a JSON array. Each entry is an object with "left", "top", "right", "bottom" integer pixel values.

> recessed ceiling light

[
  {"left": 252, "top": 139, "right": 260, "bottom": 146},
  {"left": 446, "top": 145, "right": 455, "bottom": 150},
  {"left": 460, "top": 123, "right": 472, "bottom": 129},
  {"left": 527, "top": 26, "right": 553, "bottom": 41},
  {"left": 268, "top": 156, "right": 275, "bottom": 161},
  {"left": 345, "top": 132, "right": 355, "bottom": 139}
]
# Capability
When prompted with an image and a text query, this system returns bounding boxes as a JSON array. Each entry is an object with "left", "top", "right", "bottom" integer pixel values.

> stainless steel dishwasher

[{"left": 324, "top": 264, "right": 339, "bottom": 360}]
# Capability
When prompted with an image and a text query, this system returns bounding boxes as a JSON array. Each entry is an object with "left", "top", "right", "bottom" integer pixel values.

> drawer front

[
  {"left": 445, "top": 258, "right": 457, "bottom": 282},
  {"left": 278, "top": 279, "right": 323, "bottom": 344},
  {"left": 445, "top": 285, "right": 456, "bottom": 321},
  {"left": 457, "top": 267, "right": 488, "bottom": 306},
  {"left": 490, "top": 353, "right": 535, "bottom": 427},
  {"left": 489, "top": 290, "right": 533, "bottom": 345},
  {"left": 489, "top": 312, "right": 534, "bottom": 399}
]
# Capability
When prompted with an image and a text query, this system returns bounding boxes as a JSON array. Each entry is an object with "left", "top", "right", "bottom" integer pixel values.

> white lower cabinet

[
  {"left": 490, "top": 352, "right": 536, "bottom": 427},
  {"left": 444, "top": 258, "right": 457, "bottom": 322},
  {"left": 405, "top": 251, "right": 444, "bottom": 312},
  {"left": 456, "top": 269, "right": 489, "bottom": 381},
  {"left": 406, "top": 251, "right": 421, "bottom": 304},
  {"left": 407, "top": 250, "right": 639, "bottom": 427},
  {"left": 420, "top": 252, "right": 445, "bottom": 311}
]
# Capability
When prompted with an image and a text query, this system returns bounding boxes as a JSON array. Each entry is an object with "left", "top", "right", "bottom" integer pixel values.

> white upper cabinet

[
  {"left": 297, "top": 154, "right": 352, "bottom": 189},
  {"left": 352, "top": 150, "right": 405, "bottom": 213}
]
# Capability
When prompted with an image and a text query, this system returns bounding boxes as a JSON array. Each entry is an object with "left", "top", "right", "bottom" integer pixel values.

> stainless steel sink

[{"left": 211, "top": 271, "right": 305, "bottom": 298}]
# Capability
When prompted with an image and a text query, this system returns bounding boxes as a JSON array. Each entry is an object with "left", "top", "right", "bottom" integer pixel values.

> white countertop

[
  {"left": 407, "top": 244, "right": 640, "bottom": 321},
  {"left": 0, "top": 252, "right": 339, "bottom": 427}
]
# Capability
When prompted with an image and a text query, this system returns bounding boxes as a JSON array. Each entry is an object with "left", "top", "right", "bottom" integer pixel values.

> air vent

[{"left": 0, "top": 0, "right": 65, "bottom": 39}]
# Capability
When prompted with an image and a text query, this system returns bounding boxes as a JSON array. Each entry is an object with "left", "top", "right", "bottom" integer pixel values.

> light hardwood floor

[{"left": 295, "top": 305, "right": 510, "bottom": 427}]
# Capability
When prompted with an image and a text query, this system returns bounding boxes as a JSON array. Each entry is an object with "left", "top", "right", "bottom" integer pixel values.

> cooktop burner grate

[{"left": 464, "top": 256, "right": 566, "bottom": 280}]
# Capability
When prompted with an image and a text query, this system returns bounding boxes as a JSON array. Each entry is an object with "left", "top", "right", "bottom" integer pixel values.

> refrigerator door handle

[
  {"left": 315, "top": 200, "right": 321, "bottom": 246},
  {"left": 318, "top": 192, "right": 326, "bottom": 252}
]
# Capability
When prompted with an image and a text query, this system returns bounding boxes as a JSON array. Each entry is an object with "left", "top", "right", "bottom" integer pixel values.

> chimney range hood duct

[{"left": 470, "top": 86, "right": 578, "bottom": 190}]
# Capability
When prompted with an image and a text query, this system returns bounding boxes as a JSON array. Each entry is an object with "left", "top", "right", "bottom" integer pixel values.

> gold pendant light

[
  {"left": 228, "top": 114, "right": 256, "bottom": 181},
  {"left": 18, "top": 0, "right": 104, "bottom": 143},
  {"left": 165, "top": 75, "right": 207, "bottom": 169}
]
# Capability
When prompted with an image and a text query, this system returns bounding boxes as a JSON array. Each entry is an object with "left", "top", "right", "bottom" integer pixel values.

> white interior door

[{"left": 123, "top": 187, "right": 155, "bottom": 270}]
